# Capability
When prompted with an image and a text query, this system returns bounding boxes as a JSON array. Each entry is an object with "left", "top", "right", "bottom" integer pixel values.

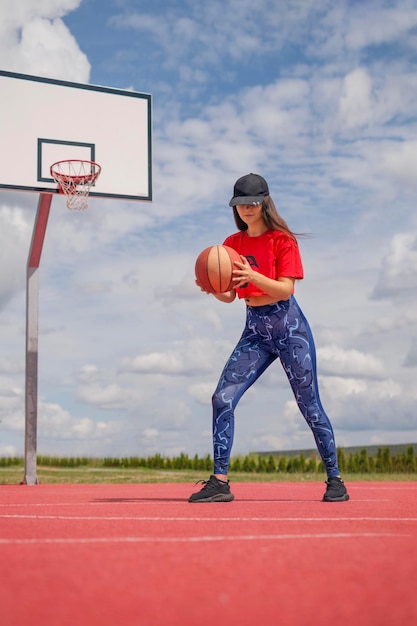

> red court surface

[{"left": 0, "top": 480, "right": 416, "bottom": 626}]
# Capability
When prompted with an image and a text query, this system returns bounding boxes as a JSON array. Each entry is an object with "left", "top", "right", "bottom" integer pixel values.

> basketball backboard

[{"left": 0, "top": 70, "right": 152, "bottom": 202}]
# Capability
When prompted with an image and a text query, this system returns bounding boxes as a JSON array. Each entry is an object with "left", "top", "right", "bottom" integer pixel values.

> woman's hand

[
  {"left": 195, "top": 279, "right": 236, "bottom": 303},
  {"left": 195, "top": 278, "right": 211, "bottom": 294},
  {"left": 232, "top": 255, "right": 254, "bottom": 288}
]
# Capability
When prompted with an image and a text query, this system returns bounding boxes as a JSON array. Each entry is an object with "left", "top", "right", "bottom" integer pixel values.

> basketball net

[{"left": 50, "top": 160, "right": 102, "bottom": 210}]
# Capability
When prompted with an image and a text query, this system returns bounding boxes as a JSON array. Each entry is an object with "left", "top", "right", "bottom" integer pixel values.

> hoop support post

[{"left": 24, "top": 192, "right": 52, "bottom": 485}]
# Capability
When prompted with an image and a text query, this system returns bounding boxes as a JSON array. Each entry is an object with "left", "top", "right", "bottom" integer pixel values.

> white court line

[
  {"left": 350, "top": 486, "right": 417, "bottom": 489},
  {"left": 0, "top": 532, "right": 408, "bottom": 545},
  {"left": 1, "top": 514, "right": 416, "bottom": 522}
]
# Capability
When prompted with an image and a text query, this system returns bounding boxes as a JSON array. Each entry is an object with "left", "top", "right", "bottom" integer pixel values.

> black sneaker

[
  {"left": 188, "top": 475, "right": 234, "bottom": 503},
  {"left": 322, "top": 476, "right": 349, "bottom": 502}
]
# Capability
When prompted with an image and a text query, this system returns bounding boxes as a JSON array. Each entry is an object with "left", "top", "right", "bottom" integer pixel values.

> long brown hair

[{"left": 232, "top": 196, "right": 300, "bottom": 241}]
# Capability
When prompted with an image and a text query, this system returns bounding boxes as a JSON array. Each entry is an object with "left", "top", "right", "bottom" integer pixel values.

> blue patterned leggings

[{"left": 212, "top": 296, "right": 339, "bottom": 477}]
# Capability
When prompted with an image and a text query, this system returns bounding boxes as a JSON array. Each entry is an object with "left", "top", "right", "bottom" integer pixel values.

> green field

[
  {"left": 1, "top": 446, "right": 416, "bottom": 484},
  {"left": 1, "top": 465, "right": 417, "bottom": 485}
]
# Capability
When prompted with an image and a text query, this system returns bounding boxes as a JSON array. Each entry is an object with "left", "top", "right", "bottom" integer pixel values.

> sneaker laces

[
  {"left": 325, "top": 476, "right": 343, "bottom": 485},
  {"left": 193, "top": 479, "right": 208, "bottom": 487},
  {"left": 192, "top": 476, "right": 227, "bottom": 493}
]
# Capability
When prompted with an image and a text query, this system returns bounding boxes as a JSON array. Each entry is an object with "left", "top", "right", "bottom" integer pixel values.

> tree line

[{"left": 0, "top": 446, "right": 416, "bottom": 473}]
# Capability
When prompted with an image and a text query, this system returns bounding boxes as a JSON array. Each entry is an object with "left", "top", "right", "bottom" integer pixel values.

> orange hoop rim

[{"left": 50, "top": 159, "right": 102, "bottom": 185}]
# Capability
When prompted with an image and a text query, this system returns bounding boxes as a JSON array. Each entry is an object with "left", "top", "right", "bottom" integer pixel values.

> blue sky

[{"left": 1, "top": 0, "right": 417, "bottom": 459}]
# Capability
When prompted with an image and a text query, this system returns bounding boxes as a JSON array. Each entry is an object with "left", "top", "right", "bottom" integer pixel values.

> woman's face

[{"left": 235, "top": 203, "right": 264, "bottom": 226}]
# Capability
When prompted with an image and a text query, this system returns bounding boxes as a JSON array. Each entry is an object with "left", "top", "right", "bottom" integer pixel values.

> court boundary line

[{"left": 0, "top": 532, "right": 408, "bottom": 546}]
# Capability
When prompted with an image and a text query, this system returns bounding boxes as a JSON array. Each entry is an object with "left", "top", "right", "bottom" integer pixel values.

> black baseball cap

[{"left": 229, "top": 173, "right": 269, "bottom": 206}]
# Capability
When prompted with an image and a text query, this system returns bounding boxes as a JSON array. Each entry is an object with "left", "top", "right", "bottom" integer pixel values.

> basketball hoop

[{"left": 50, "top": 160, "right": 102, "bottom": 210}]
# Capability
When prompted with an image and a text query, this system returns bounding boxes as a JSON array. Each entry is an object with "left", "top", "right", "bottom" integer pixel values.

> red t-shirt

[{"left": 223, "top": 230, "right": 304, "bottom": 299}]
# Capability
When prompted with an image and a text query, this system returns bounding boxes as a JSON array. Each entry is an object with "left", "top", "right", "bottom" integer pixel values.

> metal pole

[{"left": 24, "top": 193, "right": 52, "bottom": 485}]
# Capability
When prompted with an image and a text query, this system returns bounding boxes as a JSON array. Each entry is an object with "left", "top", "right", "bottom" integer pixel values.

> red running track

[{"left": 0, "top": 481, "right": 416, "bottom": 626}]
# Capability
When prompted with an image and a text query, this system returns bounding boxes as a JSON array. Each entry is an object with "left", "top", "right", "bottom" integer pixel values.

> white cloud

[
  {"left": 188, "top": 382, "right": 215, "bottom": 406},
  {"left": 344, "top": 5, "right": 417, "bottom": 50},
  {"left": 141, "top": 427, "right": 159, "bottom": 441},
  {"left": 0, "top": 0, "right": 89, "bottom": 80},
  {"left": 120, "top": 336, "right": 233, "bottom": 377},
  {"left": 76, "top": 364, "right": 100, "bottom": 383},
  {"left": 372, "top": 232, "right": 417, "bottom": 299},
  {"left": 76, "top": 382, "right": 129, "bottom": 410},
  {"left": 317, "top": 345, "right": 385, "bottom": 379},
  {"left": 321, "top": 374, "right": 417, "bottom": 434},
  {"left": 0, "top": 206, "right": 32, "bottom": 309},
  {"left": 0, "top": 379, "right": 24, "bottom": 428},
  {"left": 404, "top": 339, "right": 417, "bottom": 368},
  {"left": 380, "top": 141, "right": 417, "bottom": 186},
  {"left": 338, "top": 67, "right": 373, "bottom": 128}
]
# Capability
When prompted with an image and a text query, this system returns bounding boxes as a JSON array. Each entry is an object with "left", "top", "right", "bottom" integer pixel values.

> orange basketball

[{"left": 195, "top": 245, "right": 241, "bottom": 294}]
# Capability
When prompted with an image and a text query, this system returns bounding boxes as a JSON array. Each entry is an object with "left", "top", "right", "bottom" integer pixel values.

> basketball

[{"left": 195, "top": 245, "right": 241, "bottom": 293}]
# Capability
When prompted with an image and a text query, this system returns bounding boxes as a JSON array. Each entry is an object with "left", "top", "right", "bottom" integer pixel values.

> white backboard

[{"left": 0, "top": 70, "right": 152, "bottom": 201}]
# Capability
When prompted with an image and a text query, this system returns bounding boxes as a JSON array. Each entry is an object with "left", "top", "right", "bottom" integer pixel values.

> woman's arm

[
  {"left": 195, "top": 280, "right": 237, "bottom": 303},
  {"left": 213, "top": 290, "right": 236, "bottom": 303},
  {"left": 233, "top": 256, "right": 295, "bottom": 301}
]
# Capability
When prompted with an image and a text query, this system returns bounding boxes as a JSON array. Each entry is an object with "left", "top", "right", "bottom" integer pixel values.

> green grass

[{"left": 1, "top": 464, "right": 417, "bottom": 485}]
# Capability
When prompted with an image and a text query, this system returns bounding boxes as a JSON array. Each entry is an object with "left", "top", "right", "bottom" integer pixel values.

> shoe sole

[
  {"left": 322, "top": 493, "right": 350, "bottom": 502},
  {"left": 188, "top": 493, "right": 235, "bottom": 503}
]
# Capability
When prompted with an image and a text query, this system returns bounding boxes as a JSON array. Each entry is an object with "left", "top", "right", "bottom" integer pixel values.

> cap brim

[{"left": 229, "top": 196, "right": 266, "bottom": 207}]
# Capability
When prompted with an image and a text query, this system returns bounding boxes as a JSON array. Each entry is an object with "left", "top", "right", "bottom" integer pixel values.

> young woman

[{"left": 189, "top": 173, "right": 349, "bottom": 503}]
